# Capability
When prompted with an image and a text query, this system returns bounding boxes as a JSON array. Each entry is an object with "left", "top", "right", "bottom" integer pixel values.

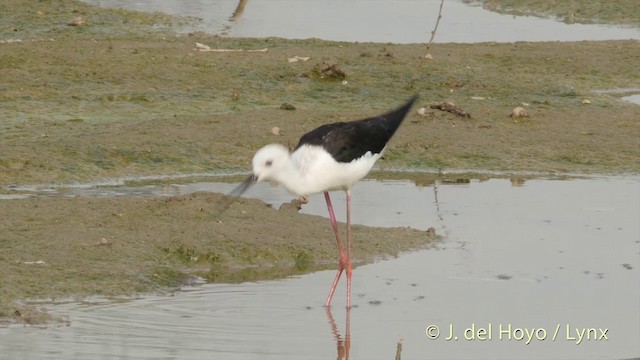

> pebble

[{"left": 510, "top": 106, "right": 529, "bottom": 118}]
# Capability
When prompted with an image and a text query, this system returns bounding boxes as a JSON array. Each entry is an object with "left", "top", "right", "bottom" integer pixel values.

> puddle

[
  {"left": 1, "top": 175, "right": 639, "bottom": 359},
  {"left": 81, "top": 0, "right": 640, "bottom": 43},
  {"left": 593, "top": 88, "right": 640, "bottom": 105},
  {"left": 621, "top": 94, "right": 640, "bottom": 105}
]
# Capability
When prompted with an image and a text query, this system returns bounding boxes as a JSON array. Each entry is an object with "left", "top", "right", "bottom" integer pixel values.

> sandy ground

[{"left": 0, "top": 0, "right": 638, "bottom": 323}]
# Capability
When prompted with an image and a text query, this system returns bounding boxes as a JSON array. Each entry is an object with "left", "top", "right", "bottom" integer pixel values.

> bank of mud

[{"left": 0, "top": 191, "right": 439, "bottom": 324}]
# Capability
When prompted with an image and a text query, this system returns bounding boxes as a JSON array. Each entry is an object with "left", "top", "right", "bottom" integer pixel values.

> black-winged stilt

[{"left": 231, "top": 96, "right": 417, "bottom": 308}]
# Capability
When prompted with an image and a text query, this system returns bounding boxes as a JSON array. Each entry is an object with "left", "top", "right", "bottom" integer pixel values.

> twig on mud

[
  {"left": 0, "top": 38, "right": 55, "bottom": 44},
  {"left": 430, "top": 101, "right": 472, "bottom": 118},
  {"left": 427, "top": 0, "right": 445, "bottom": 49},
  {"left": 194, "top": 42, "right": 268, "bottom": 52}
]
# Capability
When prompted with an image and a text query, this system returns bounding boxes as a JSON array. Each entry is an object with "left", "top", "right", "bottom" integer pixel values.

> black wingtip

[
  {"left": 400, "top": 95, "right": 419, "bottom": 113},
  {"left": 378, "top": 95, "right": 419, "bottom": 135},
  {"left": 385, "top": 95, "right": 419, "bottom": 120}
]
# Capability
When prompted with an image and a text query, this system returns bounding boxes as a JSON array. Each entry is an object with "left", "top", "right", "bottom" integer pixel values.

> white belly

[{"left": 290, "top": 145, "right": 382, "bottom": 195}]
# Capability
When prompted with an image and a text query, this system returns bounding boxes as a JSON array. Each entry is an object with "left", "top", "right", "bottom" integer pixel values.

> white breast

[{"left": 290, "top": 145, "right": 382, "bottom": 195}]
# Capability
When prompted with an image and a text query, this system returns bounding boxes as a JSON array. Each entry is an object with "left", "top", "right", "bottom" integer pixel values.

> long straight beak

[
  {"left": 214, "top": 174, "right": 257, "bottom": 219},
  {"left": 230, "top": 174, "right": 258, "bottom": 198}
]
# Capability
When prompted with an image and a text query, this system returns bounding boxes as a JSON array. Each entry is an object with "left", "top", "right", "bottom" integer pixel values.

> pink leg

[
  {"left": 324, "top": 192, "right": 346, "bottom": 307},
  {"left": 345, "top": 189, "right": 353, "bottom": 309}
]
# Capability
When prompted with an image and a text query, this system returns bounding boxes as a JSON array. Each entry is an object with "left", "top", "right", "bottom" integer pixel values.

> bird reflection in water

[{"left": 326, "top": 307, "right": 351, "bottom": 360}]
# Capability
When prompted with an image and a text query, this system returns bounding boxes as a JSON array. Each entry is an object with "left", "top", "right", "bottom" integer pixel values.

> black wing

[{"left": 295, "top": 96, "right": 417, "bottom": 163}]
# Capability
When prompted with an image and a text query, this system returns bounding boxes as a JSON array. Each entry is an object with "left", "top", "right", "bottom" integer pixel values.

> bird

[{"left": 227, "top": 96, "right": 417, "bottom": 308}]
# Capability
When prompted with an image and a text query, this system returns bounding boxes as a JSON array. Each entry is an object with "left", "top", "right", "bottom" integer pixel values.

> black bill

[{"left": 213, "top": 174, "right": 258, "bottom": 219}]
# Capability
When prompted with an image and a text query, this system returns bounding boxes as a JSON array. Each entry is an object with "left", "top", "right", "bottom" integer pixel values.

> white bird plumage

[{"left": 252, "top": 143, "right": 382, "bottom": 196}]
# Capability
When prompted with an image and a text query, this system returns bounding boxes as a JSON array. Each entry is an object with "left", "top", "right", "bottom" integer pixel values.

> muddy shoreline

[{"left": 1, "top": 0, "right": 638, "bottom": 323}]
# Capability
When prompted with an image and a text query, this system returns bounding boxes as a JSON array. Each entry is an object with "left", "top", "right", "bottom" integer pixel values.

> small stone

[
  {"left": 287, "top": 56, "right": 310, "bottom": 63},
  {"left": 279, "top": 103, "right": 296, "bottom": 110},
  {"left": 194, "top": 42, "right": 211, "bottom": 51},
  {"left": 68, "top": 16, "right": 85, "bottom": 26},
  {"left": 581, "top": 99, "right": 591, "bottom": 104},
  {"left": 270, "top": 127, "right": 281, "bottom": 136},
  {"left": 279, "top": 199, "right": 304, "bottom": 212},
  {"left": 510, "top": 106, "right": 529, "bottom": 118}
]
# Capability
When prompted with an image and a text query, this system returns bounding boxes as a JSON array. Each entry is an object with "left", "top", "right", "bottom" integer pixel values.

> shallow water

[
  {"left": 593, "top": 88, "right": 640, "bottom": 106},
  {"left": 621, "top": 94, "right": 640, "bottom": 105},
  {"left": 1, "top": 175, "right": 639, "bottom": 359},
  {"left": 82, "top": 0, "right": 640, "bottom": 43}
]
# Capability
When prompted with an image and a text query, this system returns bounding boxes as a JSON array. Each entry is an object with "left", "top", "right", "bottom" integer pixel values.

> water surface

[
  {"left": 1, "top": 175, "right": 638, "bottom": 359},
  {"left": 82, "top": 0, "right": 640, "bottom": 43}
]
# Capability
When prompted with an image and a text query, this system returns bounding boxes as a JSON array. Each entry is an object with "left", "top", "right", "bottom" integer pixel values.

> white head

[
  {"left": 251, "top": 144, "right": 292, "bottom": 184},
  {"left": 220, "top": 144, "right": 294, "bottom": 214}
]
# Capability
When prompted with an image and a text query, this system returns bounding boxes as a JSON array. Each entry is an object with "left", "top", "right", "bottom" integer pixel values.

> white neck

[{"left": 270, "top": 157, "right": 308, "bottom": 196}]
